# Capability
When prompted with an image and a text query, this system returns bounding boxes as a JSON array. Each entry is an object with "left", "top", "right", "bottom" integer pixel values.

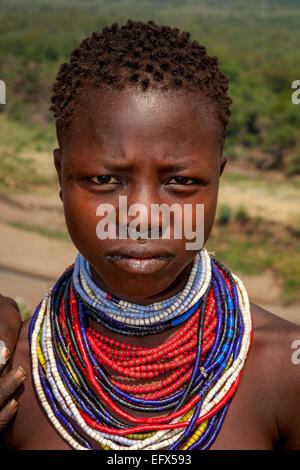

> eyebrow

[
  {"left": 97, "top": 159, "right": 135, "bottom": 172},
  {"left": 157, "top": 160, "right": 201, "bottom": 172},
  {"left": 96, "top": 157, "right": 201, "bottom": 172}
]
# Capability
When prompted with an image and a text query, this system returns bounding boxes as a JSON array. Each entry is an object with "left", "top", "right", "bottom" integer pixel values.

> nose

[{"left": 117, "top": 181, "right": 163, "bottom": 240}]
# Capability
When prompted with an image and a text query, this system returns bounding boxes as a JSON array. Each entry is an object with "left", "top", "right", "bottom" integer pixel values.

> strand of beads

[
  {"left": 88, "top": 292, "right": 215, "bottom": 376},
  {"left": 30, "top": 260, "right": 219, "bottom": 448},
  {"left": 61, "top": 288, "right": 216, "bottom": 400},
  {"left": 29, "top": 249, "right": 253, "bottom": 450},
  {"left": 70, "top": 269, "right": 248, "bottom": 450},
  {"left": 71, "top": 248, "right": 211, "bottom": 333}
]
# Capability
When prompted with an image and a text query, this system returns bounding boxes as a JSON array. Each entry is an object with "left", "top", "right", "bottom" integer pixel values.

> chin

[{"left": 106, "top": 272, "right": 173, "bottom": 297}]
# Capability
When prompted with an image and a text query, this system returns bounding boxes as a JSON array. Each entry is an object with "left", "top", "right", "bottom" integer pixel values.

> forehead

[{"left": 62, "top": 87, "right": 222, "bottom": 163}]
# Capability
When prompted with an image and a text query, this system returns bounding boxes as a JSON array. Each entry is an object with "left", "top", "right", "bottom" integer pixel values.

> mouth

[{"left": 106, "top": 248, "right": 173, "bottom": 274}]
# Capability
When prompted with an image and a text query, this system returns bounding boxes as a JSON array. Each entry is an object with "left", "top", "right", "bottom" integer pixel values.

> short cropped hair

[{"left": 50, "top": 20, "right": 232, "bottom": 146}]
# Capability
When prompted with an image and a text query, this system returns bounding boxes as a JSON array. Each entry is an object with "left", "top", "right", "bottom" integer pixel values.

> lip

[
  {"left": 106, "top": 246, "right": 173, "bottom": 259},
  {"left": 106, "top": 246, "right": 173, "bottom": 274}
]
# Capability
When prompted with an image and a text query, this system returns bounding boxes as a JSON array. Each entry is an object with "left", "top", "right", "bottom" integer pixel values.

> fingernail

[
  {"left": 15, "top": 366, "right": 26, "bottom": 381},
  {"left": 0, "top": 340, "right": 10, "bottom": 365},
  {"left": 9, "top": 399, "right": 18, "bottom": 411}
]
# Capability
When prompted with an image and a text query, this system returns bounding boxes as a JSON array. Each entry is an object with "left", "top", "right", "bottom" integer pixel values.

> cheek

[
  {"left": 63, "top": 190, "right": 102, "bottom": 256},
  {"left": 203, "top": 196, "right": 218, "bottom": 241},
  {"left": 182, "top": 189, "right": 218, "bottom": 244}
]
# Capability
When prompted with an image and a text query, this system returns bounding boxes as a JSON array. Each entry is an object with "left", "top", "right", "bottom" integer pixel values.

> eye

[
  {"left": 90, "top": 175, "right": 120, "bottom": 185},
  {"left": 166, "top": 176, "right": 196, "bottom": 185}
]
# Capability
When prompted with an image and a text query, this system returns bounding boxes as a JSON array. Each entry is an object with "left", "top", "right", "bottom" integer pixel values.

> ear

[
  {"left": 53, "top": 148, "right": 63, "bottom": 202},
  {"left": 220, "top": 154, "right": 228, "bottom": 177}
]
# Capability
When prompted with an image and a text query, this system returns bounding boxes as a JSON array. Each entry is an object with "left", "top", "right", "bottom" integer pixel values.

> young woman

[{"left": 2, "top": 21, "right": 300, "bottom": 450}]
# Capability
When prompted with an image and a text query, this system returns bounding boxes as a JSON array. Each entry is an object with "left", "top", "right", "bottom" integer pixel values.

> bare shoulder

[
  {"left": 250, "top": 302, "right": 300, "bottom": 448},
  {"left": 250, "top": 301, "right": 300, "bottom": 369},
  {"left": 251, "top": 301, "right": 300, "bottom": 351}
]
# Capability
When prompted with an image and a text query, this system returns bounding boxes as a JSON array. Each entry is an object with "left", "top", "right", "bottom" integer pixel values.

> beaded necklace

[
  {"left": 29, "top": 248, "right": 252, "bottom": 450},
  {"left": 72, "top": 249, "right": 209, "bottom": 334}
]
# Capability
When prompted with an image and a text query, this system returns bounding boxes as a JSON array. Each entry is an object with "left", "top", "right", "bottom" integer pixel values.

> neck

[
  {"left": 88, "top": 258, "right": 195, "bottom": 343},
  {"left": 89, "top": 259, "right": 194, "bottom": 306}
]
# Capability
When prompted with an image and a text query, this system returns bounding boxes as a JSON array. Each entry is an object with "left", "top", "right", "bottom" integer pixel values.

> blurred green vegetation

[
  {"left": 208, "top": 217, "right": 300, "bottom": 303},
  {"left": 217, "top": 204, "right": 232, "bottom": 225},
  {"left": 15, "top": 296, "right": 31, "bottom": 320},
  {"left": 7, "top": 220, "right": 69, "bottom": 239},
  {"left": 287, "top": 152, "right": 300, "bottom": 176},
  {"left": 0, "top": 0, "right": 300, "bottom": 175},
  {"left": 0, "top": 149, "right": 56, "bottom": 191}
]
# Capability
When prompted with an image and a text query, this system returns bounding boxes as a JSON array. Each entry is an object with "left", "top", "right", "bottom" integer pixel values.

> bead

[{"left": 29, "top": 248, "right": 252, "bottom": 451}]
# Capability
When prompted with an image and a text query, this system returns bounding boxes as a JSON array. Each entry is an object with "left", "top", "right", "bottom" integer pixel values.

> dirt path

[
  {"left": 238, "top": 271, "right": 300, "bottom": 325},
  {"left": 0, "top": 268, "right": 52, "bottom": 314}
]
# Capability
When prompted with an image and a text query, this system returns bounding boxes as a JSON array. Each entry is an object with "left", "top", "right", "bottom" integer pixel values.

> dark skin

[
  {"left": 4, "top": 88, "right": 300, "bottom": 449},
  {"left": 0, "top": 296, "right": 24, "bottom": 440}
]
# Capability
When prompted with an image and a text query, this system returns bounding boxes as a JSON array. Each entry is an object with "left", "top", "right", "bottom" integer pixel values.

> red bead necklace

[{"left": 58, "top": 285, "right": 217, "bottom": 400}]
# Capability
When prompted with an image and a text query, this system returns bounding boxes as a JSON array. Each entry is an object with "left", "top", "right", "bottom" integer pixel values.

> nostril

[{"left": 136, "top": 230, "right": 150, "bottom": 240}]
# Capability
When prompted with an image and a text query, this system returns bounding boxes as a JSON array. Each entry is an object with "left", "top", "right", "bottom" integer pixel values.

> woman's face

[{"left": 54, "top": 87, "right": 226, "bottom": 304}]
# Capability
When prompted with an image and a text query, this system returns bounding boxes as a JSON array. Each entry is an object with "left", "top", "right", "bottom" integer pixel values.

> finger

[
  {"left": 0, "top": 342, "right": 10, "bottom": 372},
  {"left": 0, "top": 294, "right": 19, "bottom": 311},
  {"left": 0, "top": 367, "right": 26, "bottom": 408},
  {"left": 0, "top": 294, "right": 22, "bottom": 348},
  {"left": 0, "top": 399, "right": 18, "bottom": 433}
]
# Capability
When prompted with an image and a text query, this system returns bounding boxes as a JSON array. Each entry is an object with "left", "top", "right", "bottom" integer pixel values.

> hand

[{"left": 0, "top": 294, "right": 24, "bottom": 432}]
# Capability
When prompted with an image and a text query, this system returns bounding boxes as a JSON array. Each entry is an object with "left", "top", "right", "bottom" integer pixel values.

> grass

[
  {"left": 0, "top": 150, "right": 57, "bottom": 194},
  {"left": 0, "top": 115, "right": 56, "bottom": 154},
  {"left": 218, "top": 172, "right": 300, "bottom": 231},
  {"left": 0, "top": 150, "right": 53, "bottom": 191},
  {"left": 15, "top": 296, "right": 31, "bottom": 320},
  {"left": 0, "top": 115, "right": 57, "bottom": 193},
  {"left": 222, "top": 170, "right": 300, "bottom": 191},
  {"left": 7, "top": 220, "right": 69, "bottom": 239},
  {"left": 235, "top": 205, "right": 251, "bottom": 223},
  {"left": 217, "top": 204, "right": 232, "bottom": 225},
  {"left": 207, "top": 223, "right": 300, "bottom": 303}
]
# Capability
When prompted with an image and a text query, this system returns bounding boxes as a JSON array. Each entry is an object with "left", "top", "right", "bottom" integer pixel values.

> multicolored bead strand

[
  {"left": 29, "top": 247, "right": 252, "bottom": 450},
  {"left": 72, "top": 249, "right": 211, "bottom": 335}
]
